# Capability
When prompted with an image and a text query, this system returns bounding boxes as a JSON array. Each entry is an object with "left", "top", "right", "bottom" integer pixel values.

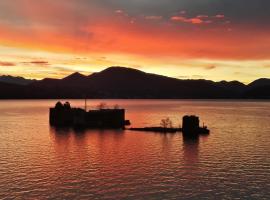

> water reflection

[
  {"left": 157, "top": 133, "right": 177, "bottom": 153},
  {"left": 182, "top": 136, "right": 200, "bottom": 164},
  {"left": 50, "top": 127, "right": 85, "bottom": 144},
  {"left": 1, "top": 100, "right": 270, "bottom": 199},
  {"left": 182, "top": 134, "right": 209, "bottom": 166},
  {"left": 50, "top": 127, "right": 125, "bottom": 153}
]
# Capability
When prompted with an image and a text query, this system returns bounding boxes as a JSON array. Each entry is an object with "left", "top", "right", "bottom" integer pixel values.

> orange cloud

[
  {"left": 0, "top": 61, "right": 16, "bottom": 66},
  {"left": 0, "top": 1, "right": 269, "bottom": 62},
  {"left": 23, "top": 61, "right": 50, "bottom": 66},
  {"left": 1, "top": 17, "right": 269, "bottom": 61},
  {"left": 204, "top": 65, "right": 216, "bottom": 70}
]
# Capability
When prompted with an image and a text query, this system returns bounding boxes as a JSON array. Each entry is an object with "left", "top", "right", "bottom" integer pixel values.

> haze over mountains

[{"left": 0, "top": 67, "right": 270, "bottom": 99}]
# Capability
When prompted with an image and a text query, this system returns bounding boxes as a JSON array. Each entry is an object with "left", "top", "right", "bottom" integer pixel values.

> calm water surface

[{"left": 0, "top": 100, "right": 270, "bottom": 199}]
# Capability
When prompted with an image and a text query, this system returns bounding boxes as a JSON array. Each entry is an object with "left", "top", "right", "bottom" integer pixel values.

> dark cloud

[
  {"left": 30, "top": 61, "right": 49, "bottom": 65},
  {"left": 1, "top": 0, "right": 269, "bottom": 25},
  {"left": 0, "top": 61, "right": 16, "bottom": 66},
  {"left": 205, "top": 65, "right": 216, "bottom": 70},
  {"left": 22, "top": 61, "right": 50, "bottom": 66},
  {"left": 99, "top": 0, "right": 270, "bottom": 24},
  {"left": 75, "top": 57, "right": 88, "bottom": 60}
]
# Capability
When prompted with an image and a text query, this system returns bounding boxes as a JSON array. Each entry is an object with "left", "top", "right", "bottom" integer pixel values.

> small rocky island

[
  {"left": 49, "top": 102, "right": 209, "bottom": 136},
  {"left": 50, "top": 102, "right": 130, "bottom": 129},
  {"left": 129, "top": 115, "right": 209, "bottom": 136}
]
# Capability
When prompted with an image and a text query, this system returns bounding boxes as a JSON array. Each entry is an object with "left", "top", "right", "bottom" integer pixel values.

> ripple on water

[{"left": 0, "top": 100, "right": 270, "bottom": 199}]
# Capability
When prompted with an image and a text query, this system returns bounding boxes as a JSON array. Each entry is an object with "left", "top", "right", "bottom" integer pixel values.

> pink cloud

[
  {"left": 197, "top": 15, "right": 209, "bottom": 19},
  {"left": 115, "top": 10, "right": 124, "bottom": 14},
  {"left": 215, "top": 14, "right": 225, "bottom": 18},
  {"left": 170, "top": 16, "right": 186, "bottom": 21},
  {"left": 180, "top": 10, "right": 187, "bottom": 15},
  {"left": 171, "top": 16, "right": 204, "bottom": 24},
  {"left": 205, "top": 20, "right": 213, "bottom": 24},
  {"left": 145, "top": 16, "right": 163, "bottom": 20},
  {"left": 190, "top": 18, "right": 203, "bottom": 24},
  {"left": 171, "top": 13, "right": 227, "bottom": 25}
]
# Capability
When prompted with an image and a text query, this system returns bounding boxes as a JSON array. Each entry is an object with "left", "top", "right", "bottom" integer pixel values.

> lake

[{"left": 0, "top": 100, "right": 270, "bottom": 199}]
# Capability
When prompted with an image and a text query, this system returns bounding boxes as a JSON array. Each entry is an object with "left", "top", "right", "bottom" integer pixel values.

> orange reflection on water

[{"left": 1, "top": 100, "right": 270, "bottom": 199}]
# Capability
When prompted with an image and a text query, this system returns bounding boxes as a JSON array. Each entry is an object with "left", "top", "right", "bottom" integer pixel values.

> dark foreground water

[{"left": 0, "top": 100, "right": 270, "bottom": 200}]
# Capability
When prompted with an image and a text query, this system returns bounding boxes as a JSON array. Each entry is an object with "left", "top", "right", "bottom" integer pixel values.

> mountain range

[
  {"left": 0, "top": 75, "right": 36, "bottom": 85},
  {"left": 0, "top": 66, "right": 270, "bottom": 99}
]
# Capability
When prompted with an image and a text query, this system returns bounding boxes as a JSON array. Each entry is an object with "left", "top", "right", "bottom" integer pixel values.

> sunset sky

[{"left": 0, "top": 0, "right": 269, "bottom": 83}]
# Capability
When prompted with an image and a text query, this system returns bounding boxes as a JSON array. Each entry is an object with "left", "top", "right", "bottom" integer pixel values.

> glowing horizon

[{"left": 0, "top": 0, "right": 269, "bottom": 83}]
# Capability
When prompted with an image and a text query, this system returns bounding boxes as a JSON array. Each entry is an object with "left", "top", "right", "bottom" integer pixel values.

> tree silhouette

[
  {"left": 55, "top": 101, "right": 63, "bottom": 109},
  {"left": 160, "top": 118, "right": 173, "bottom": 128},
  {"left": 64, "top": 102, "right": 71, "bottom": 109},
  {"left": 97, "top": 102, "right": 107, "bottom": 110}
]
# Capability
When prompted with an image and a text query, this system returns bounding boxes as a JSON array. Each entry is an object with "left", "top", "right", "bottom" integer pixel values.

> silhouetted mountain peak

[
  {"left": 63, "top": 72, "right": 86, "bottom": 81},
  {"left": 93, "top": 66, "right": 144, "bottom": 76},
  {"left": 218, "top": 80, "right": 246, "bottom": 88},
  {"left": 219, "top": 80, "right": 244, "bottom": 85},
  {"left": 249, "top": 78, "right": 270, "bottom": 88},
  {"left": 42, "top": 78, "right": 58, "bottom": 81},
  {"left": 89, "top": 67, "right": 149, "bottom": 84}
]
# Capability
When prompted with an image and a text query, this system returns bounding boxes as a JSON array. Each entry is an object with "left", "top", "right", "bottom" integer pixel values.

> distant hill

[
  {"left": 244, "top": 85, "right": 270, "bottom": 99},
  {"left": 0, "top": 75, "right": 35, "bottom": 85},
  {"left": 244, "top": 78, "right": 270, "bottom": 99},
  {"left": 0, "top": 82, "right": 25, "bottom": 99},
  {"left": 0, "top": 67, "right": 270, "bottom": 99},
  {"left": 248, "top": 78, "right": 270, "bottom": 88}
]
